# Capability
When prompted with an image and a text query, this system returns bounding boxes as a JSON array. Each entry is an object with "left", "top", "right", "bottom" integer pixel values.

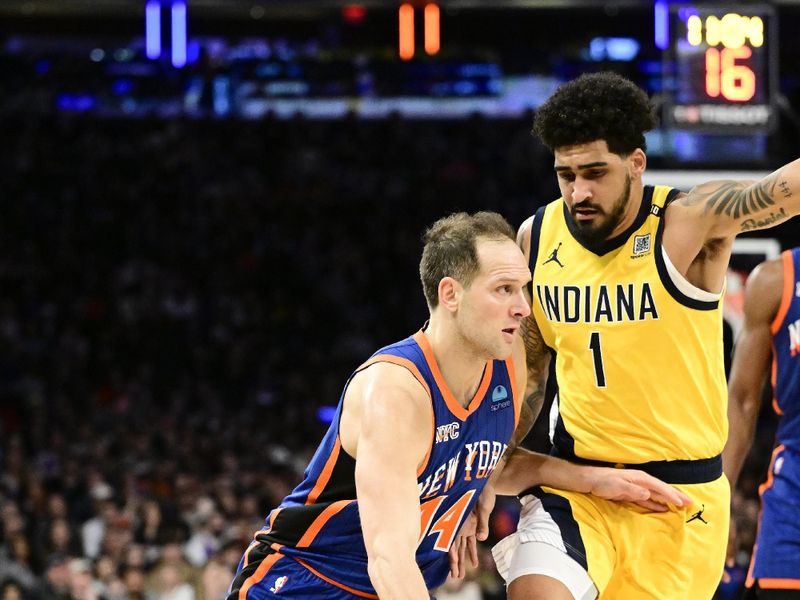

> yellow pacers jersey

[{"left": 531, "top": 185, "right": 728, "bottom": 464}]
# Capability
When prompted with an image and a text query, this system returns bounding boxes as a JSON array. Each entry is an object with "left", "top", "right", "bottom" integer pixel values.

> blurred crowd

[{"left": 0, "top": 109, "right": 792, "bottom": 599}]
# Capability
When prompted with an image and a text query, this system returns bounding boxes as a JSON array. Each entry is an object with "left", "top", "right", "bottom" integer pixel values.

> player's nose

[
  {"left": 513, "top": 290, "right": 530, "bottom": 319},
  {"left": 572, "top": 177, "right": 592, "bottom": 202}
]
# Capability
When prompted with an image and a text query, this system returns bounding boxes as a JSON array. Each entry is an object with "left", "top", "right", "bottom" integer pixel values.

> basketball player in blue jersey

[
  {"left": 226, "top": 211, "right": 690, "bottom": 600},
  {"left": 463, "top": 72, "right": 800, "bottom": 600},
  {"left": 724, "top": 248, "right": 800, "bottom": 599}
]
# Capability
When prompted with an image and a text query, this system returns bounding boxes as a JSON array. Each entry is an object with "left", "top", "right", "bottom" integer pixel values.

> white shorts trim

[
  {"left": 491, "top": 495, "right": 598, "bottom": 600},
  {"left": 506, "top": 540, "right": 597, "bottom": 600}
]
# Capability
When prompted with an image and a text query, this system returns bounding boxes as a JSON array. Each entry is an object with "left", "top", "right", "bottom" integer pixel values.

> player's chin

[{"left": 492, "top": 339, "right": 514, "bottom": 360}]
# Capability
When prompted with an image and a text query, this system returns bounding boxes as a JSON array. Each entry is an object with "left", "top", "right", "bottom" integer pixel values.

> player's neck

[{"left": 423, "top": 320, "right": 487, "bottom": 408}]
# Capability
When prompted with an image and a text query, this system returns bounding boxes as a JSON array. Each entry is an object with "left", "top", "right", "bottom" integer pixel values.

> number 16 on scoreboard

[{"left": 664, "top": 4, "right": 777, "bottom": 132}]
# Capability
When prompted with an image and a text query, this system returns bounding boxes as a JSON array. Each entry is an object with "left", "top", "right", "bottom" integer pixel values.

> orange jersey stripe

[
  {"left": 771, "top": 340, "right": 782, "bottom": 415},
  {"left": 359, "top": 353, "right": 432, "bottom": 398},
  {"left": 296, "top": 499, "right": 354, "bottom": 548},
  {"left": 254, "top": 507, "right": 282, "bottom": 538},
  {"left": 237, "top": 546, "right": 285, "bottom": 600},
  {"left": 306, "top": 439, "right": 341, "bottom": 505},
  {"left": 758, "top": 444, "right": 785, "bottom": 496},
  {"left": 770, "top": 250, "right": 794, "bottom": 335},
  {"left": 759, "top": 578, "right": 800, "bottom": 590},
  {"left": 413, "top": 330, "right": 493, "bottom": 420},
  {"left": 769, "top": 251, "right": 793, "bottom": 413},
  {"left": 241, "top": 540, "right": 259, "bottom": 569},
  {"left": 295, "top": 558, "right": 380, "bottom": 599}
]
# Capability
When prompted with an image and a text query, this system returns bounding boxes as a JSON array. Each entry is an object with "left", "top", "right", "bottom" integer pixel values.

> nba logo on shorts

[{"left": 270, "top": 575, "right": 288, "bottom": 593}]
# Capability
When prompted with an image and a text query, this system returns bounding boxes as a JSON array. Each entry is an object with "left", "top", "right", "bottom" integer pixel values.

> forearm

[
  {"left": 503, "top": 392, "right": 541, "bottom": 459},
  {"left": 722, "top": 391, "right": 762, "bottom": 489},
  {"left": 367, "top": 552, "right": 429, "bottom": 599},
  {"left": 494, "top": 448, "right": 599, "bottom": 496}
]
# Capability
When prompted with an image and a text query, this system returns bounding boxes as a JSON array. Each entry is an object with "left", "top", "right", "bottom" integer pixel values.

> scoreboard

[{"left": 664, "top": 4, "right": 777, "bottom": 132}]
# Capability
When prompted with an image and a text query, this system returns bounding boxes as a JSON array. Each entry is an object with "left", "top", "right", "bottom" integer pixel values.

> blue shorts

[
  {"left": 228, "top": 542, "right": 373, "bottom": 600},
  {"left": 747, "top": 445, "right": 800, "bottom": 590}
]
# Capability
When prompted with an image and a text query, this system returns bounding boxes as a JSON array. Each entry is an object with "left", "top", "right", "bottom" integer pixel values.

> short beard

[{"left": 569, "top": 174, "right": 631, "bottom": 247}]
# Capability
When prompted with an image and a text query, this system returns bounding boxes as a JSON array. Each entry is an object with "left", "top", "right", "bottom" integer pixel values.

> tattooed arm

[
  {"left": 662, "top": 160, "right": 800, "bottom": 292},
  {"left": 677, "top": 159, "right": 800, "bottom": 238},
  {"left": 505, "top": 313, "right": 550, "bottom": 459},
  {"left": 507, "top": 213, "right": 551, "bottom": 454}
]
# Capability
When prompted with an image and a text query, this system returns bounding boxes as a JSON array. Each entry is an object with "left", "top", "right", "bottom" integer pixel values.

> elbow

[{"left": 729, "top": 389, "right": 763, "bottom": 418}]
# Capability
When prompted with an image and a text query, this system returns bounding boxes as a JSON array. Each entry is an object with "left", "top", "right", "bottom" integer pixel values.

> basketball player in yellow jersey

[{"left": 476, "top": 72, "right": 800, "bottom": 600}]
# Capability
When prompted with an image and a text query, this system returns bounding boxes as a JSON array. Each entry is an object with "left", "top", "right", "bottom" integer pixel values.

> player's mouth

[
  {"left": 502, "top": 327, "right": 517, "bottom": 341},
  {"left": 573, "top": 207, "right": 600, "bottom": 221}
]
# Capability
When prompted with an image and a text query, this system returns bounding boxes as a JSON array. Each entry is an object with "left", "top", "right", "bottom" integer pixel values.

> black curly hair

[{"left": 533, "top": 71, "right": 657, "bottom": 155}]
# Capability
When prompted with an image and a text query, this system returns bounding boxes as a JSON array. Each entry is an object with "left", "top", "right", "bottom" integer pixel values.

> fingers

[
  {"left": 448, "top": 536, "right": 462, "bottom": 579},
  {"left": 476, "top": 507, "right": 491, "bottom": 542},
  {"left": 632, "top": 498, "right": 670, "bottom": 512},
  {"left": 467, "top": 534, "right": 478, "bottom": 568},
  {"left": 627, "top": 471, "right": 693, "bottom": 507},
  {"left": 457, "top": 536, "right": 466, "bottom": 578}
]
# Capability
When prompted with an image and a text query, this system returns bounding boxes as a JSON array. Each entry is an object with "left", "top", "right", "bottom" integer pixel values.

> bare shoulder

[
  {"left": 743, "top": 257, "right": 784, "bottom": 321},
  {"left": 341, "top": 360, "right": 432, "bottom": 458},
  {"left": 517, "top": 215, "right": 534, "bottom": 260},
  {"left": 347, "top": 360, "right": 432, "bottom": 428}
]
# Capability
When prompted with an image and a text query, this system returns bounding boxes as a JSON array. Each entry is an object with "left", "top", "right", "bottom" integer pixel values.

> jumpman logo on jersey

[
  {"left": 686, "top": 504, "right": 708, "bottom": 524},
  {"left": 542, "top": 242, "right": 565, "bottom": 268}
]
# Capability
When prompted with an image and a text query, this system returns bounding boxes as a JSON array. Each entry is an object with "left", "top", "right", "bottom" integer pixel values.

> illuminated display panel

[{"left": 665, "top": 4, "right": 776, "bottom": 132}]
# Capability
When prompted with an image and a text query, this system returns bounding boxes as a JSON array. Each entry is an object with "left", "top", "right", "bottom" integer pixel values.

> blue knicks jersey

[
  {"left": 258, "top": 329, "right": 519, "bottom": 596},
  {"left": 772, "top": 248, "right": 800, "bottom": 450}
]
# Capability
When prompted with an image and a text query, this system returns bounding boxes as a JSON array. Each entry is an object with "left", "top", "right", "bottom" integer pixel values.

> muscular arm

[
  {"left": 507, "top": 314, "right": 550, "bottom": 457},
  {"left": 677, "top": 160, "right": 800, "bottom": 239},
  {"left": 351, "top": 364, "right": 432, "bottom": 599},
  {"left": 663, "top": 164, "right": 799, "bottom": 292},
  {"left": 492, "top": 447, "right": 690, "bottom": 509},
  {"left": 504, "top": 215, "right": 551, "bottom": 460},
  {"left": 722, "top": 259, "right": 782, "bottom": 489}
]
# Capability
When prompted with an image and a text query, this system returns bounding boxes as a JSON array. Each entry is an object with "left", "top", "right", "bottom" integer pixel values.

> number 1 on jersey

[{"left": 589, "top": 332, "right": 607, "bottom": 388}]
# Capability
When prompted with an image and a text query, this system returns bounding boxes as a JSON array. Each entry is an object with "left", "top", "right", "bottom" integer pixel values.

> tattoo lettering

[
  {"left": 740, "top": 207, "right": 788, "bottom": 232},
  {"left": 704, "top": 178, "right": 776, "bottom": 218},
  {"left": 778, "top": 179, "right": 793, "bottom": 200}
]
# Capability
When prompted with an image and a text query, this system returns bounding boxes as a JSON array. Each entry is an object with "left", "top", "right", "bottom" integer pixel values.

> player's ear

[
  {"left": 629, "top": 148, "right": 646, "bottom": 180},
  {"left": 438, "top": 277, "right": 461, "bottom": 313}
]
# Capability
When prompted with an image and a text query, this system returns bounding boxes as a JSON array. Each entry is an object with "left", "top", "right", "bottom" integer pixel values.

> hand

[
  {"left": 447, "top": 485, "right": 496, "bottom": 578},
  {"left": 588, "top": 468, "right": 693, "bottom": 512},
  {"left": 448, "top": 511, "right": 476, "bottom": 579}
]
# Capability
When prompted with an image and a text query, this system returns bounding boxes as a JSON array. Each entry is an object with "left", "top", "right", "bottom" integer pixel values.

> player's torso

[
  {"left": 530, "top": 185, "right": 728, "bottom": 463},
  {"left": 260, "top": 331, "right": 519, "bottom": 594},
  {"left": 772, "top": 248, "right": 800, "bottom": 449}
]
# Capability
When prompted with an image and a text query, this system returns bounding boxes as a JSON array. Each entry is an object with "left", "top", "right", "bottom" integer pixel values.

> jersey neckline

[
  {"left": 413, "top": 330, "right": 493, "bottom": 421},
  {"left": 561, "top": 185, "right": 654, "bottom": 257}
]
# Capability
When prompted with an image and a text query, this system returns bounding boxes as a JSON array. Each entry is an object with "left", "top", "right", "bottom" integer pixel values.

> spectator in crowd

[{"left": 0, "top": 104, "right": 795, "bottom": 599}]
